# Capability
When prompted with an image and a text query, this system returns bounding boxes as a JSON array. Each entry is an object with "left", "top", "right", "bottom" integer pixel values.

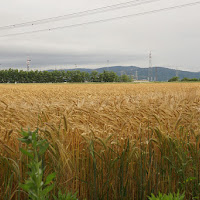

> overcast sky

[{"left": 0, "top": 0, "right": 199, "bottom": 71}]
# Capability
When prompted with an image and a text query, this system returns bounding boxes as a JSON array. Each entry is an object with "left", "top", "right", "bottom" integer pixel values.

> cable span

[
  {"left": 0, "top": 0, "right": 161, "bottom": 30},
  {"left": 0, "top": 1, "right": 200, "bottom": 38}
]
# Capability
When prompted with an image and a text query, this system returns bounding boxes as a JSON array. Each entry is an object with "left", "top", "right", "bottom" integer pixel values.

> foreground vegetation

[{"left": 0, "top": 83, "right": 200, "bottom": 199}]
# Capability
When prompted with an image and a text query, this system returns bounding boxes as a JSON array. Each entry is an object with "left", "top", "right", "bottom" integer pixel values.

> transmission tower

[
  {"left": 135, "top": 70, "right": 138, "bottom": 81},
  {"left": 155, "top": 67, "right": 158, "bottom": 81},
  {"left": 130, "top": 68, "right": 134, "bottom": 81},
  {"left": 148, "top": 51, "right": 153, "bottom": 81},
  {"left": 176, "top": 67, "right": 179, "bottom": 77},
  {"left": 107, "top": 60, "right": 110, "bottom": 71},
  {"left": 26, "top": 56, "right": 31, "bottom": 71}
]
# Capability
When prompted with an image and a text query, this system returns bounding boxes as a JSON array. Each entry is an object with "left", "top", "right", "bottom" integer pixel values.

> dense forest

[{"left": 0, "top": 69, "right": 132, "bottom": 83}]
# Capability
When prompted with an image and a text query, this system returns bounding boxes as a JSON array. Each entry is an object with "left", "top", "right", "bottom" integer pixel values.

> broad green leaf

[
  {"left": 20, "top": 130, "right": 29, "bottom": 137},
  {"left": 20, "top": 148, "right": 34, "bottom": 159},
  {"left": 42, "top": 184, "right": 54, "bottom": 196},
  {"left": 18, "top": 138, "right": 31, "bottom": 144},
  {"left": 39, "top": 143, "right": 49, "bottom": 155},
  {"left": 20, "top": 183, "right": 30, "bottom": 191},
  {"left": 45, "top": 172, "right": 56, "bottom": 185}
]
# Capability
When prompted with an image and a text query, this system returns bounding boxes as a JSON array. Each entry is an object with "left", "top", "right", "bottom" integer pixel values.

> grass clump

[
  {"left": 53, "top": 190, "right": 78, "bottom": 200},
  {"left": 148, "top": 191, "right": 185, "bottom": 200}
]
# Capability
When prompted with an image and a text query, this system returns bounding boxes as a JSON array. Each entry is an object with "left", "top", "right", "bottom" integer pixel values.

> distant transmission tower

[
  {"left": 131, "top": 74, "right": 134, "bottom": 81},
  {"left": 130, "top": 68, "right": 134, "bottom": 81},
  {"left": 26, "top": 56, "right": 31, "bottom": 71},
  {"left": 107, "top": 60, "right": 109, "bottom": 71},
  {"left": 155, "top": 67, "right": 158, "bottom": 81},
  {"left": 176, "top": 67, "right": 179, "bottom": 77},
  {"left": 148, "top": 51, "right": 153, "bottom": 81},
  {"left": 135, "top": 70, "right": 138, "bottom": 80}
]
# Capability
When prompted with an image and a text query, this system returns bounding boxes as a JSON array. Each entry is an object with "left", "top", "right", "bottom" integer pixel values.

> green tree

[
  {"left": 120, "top": 74, "right": 131, "bottom": 82},
  {"left": 181, "top": 77, "right": 189, "bottom": 82},
  {"left": 101, "top": 70, "right": 118, "bottom": 82},
  {"left": 70, "top": 70, "right": 84, "bottom": 82},
  {"left": 90, "top": 71, "right": 99, "bottom": 82},
  {"left": 168, "top": 76, "right": 179, "bottom": 82}
]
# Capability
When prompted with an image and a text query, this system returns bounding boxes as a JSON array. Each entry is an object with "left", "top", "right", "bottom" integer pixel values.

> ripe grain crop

[{"left": 0, "top": 83, "right": 200, "bottom": 199}]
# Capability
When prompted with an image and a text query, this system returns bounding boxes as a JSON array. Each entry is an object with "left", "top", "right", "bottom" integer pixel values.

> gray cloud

[
  {"left": 0, "top": 0, "right": 200, "bottom": 71},
  {"left": 0, "top": 46, "right": 145, "bottom": 70}
]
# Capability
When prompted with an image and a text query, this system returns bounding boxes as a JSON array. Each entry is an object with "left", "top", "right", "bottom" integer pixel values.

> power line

[
  {"left": 1, "top": 1, "right": 200, "bottom": 38},
  {"left": 0, "top": 0, "right": 161, "bottom": 30}
]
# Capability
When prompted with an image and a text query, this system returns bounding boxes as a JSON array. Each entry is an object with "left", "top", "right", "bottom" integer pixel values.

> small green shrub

[
  {"left": 148, "top": 191, "right": 185, "bottom": 200},
  {"left": 18, "top": 129, "right": 78, "bottom": 200},
  {"left": 53, "top": 190, "right": 78, "bottom": 200},
  {"left": 19, "top": 129, "right": 56, "bottom": 200}
]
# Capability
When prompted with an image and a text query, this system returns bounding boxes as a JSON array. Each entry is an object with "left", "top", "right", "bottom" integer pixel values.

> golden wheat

[{"left": 1, "top": 82, "right": 200, "bottom": 199}]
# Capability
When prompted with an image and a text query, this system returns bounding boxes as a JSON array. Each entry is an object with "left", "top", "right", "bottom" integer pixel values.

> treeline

[
  {"left": 0, "top": 69, "right": 132, "bottom": 83},
  {"left": 168, "top": 76, "right": 200, "bottom": 82}
]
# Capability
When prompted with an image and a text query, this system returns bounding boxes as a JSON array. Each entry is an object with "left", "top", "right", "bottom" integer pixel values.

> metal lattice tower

[
  {"left": 26, "top": 57, "right": 31, "bottom": 71},
  {"left": 148, "top": 51, "right": 152, "bottom": 81},
  {"left": 176, "top": 67, "right": 179, "bottom": 77},
  {"left": 130, "top": 68, "right": 134, "bottom": 81},
  {"left": 107, "top": 60, "right": 109, "bottom": 71},
  {"left": 135, "top": 70, "right": 138, "bottom": 80},
  {"left": 155, "top": 67, "right": 158, "bottom": 81}
]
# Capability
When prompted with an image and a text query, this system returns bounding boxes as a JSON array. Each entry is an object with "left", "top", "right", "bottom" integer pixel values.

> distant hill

[{"left": 49, "top": 66, "right": 200, "bottom": 82}]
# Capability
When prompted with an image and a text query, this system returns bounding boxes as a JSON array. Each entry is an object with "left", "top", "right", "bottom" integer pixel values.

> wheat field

[{"left": 1, "top": 83, "right": 200, "bottom": 199}]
